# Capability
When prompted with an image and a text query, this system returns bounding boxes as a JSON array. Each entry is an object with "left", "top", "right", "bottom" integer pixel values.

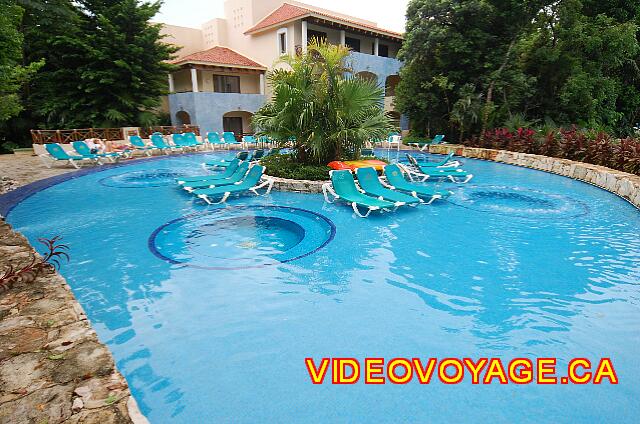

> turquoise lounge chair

[
  {"left": 72, "top": 141, "right": 123, "bottom": 163},
  {"left": 151, "top": 134, "right": 182, "bottom": 154},
  {"left": 406, "top": 153, "right": 460, "bottom": 169},
  {"left": 172, "top": 134, "right": 196, "bottom": 151},
  {"left": 355, "top": 167, "right": 422, "bottom": 206},
  {"left": 129, "top": 135, "right": 156, "bottom": 156},
  {"left": 178, "top": 159, "right": 242, "bottom": 184},
  {"left": 383, "top": 164, "right": 452, "bottom": 202},
  {"left": 182, "top": 162, "right": 250, "bottom": 192},
  {"left": 203, "top": 151, "right": 251, "bottom": 169},
  {"left": 43, "top": 143, "right": 101, "bottom": 168},
  {"left": 408, "top": 134, "right": 446, "bottom": 151},
  {"left": 402, "top": 158, "right": 473, "bottom": 183},
  {"left": 207, "top": 132, "right": 225, "bottom": 149},
  {"left": 193, "top": 165, "right": 274, "bottom": 205},
  {"left": 242, "top": 135, "right": 258, "bottom": 148},
  {"left": 361, "top": 148, "right": 375, "bottom": 157},
  {"left": 183, "top": 132, "right": 205, "bottom": 150},
  {"left": 222, "top": 132, "right": 241, "bottom": 147},
  {"left": 251, "top": 149, "right": 266, "bottom": 161},
  {"left": 258, "top": 136, "right": 272, "bottom": 147},
  {"left": 322, "top": 170, "right": 399, "bottom": 218}
]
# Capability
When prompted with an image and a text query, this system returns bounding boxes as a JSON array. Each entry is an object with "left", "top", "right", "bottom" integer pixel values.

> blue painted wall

[
  {"left": 169, "top": 52, "right": 409, "bottom": 135},
  {"left": 168, "top": 92, "right": 266, "bottom": 136}
]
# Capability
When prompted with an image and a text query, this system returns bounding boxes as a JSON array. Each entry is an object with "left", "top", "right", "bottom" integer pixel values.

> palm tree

[{"left": 253, "top": 41, "right": 393, "bottom": 165}]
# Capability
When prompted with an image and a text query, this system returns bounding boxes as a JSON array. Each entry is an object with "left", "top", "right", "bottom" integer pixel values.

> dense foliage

[
  {"left": 260, "top": 153, "right": 330, "bottom": 181},
  {"left": 0, "top": 0, "right": 42, "bottom": 124},
  {"left": 467, "top": 127, "right": 640, "bottom": 174},
  {"left": 1, "top": 0, "right": 176, "bottom": 149},
  {"left": 253, "top": 41, "right": 394, "bottom": 165},
  {"left": 397, "top": 0, "right": 640, "bottom": 139}
]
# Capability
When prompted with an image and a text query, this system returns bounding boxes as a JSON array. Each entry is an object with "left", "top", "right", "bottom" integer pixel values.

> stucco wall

[
  {"left": 160, "top": 24, "right": 204, "bottom": 57},
  {"left": 168, "top": 92, "right": 265, "bottom": 135}
]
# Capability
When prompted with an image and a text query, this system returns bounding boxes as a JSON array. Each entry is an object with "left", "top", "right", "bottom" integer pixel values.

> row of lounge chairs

[
  {"left": 322, "top": 165, "right": 454, "bottom": 218},
  {"left": 206, "top": 133, "right": 278, "bottom": 150},
  {"left": 39, "top": 133, "right": 213, "bottom": 168},
  {"left": 201, "top": 149, "right": 277, "bottom": 170},
  {"left": 177, "top": 159, "right": 274, "bottom": 204},
  {"left": 39, "top": 142, "right": 130, "bottom": 169}
]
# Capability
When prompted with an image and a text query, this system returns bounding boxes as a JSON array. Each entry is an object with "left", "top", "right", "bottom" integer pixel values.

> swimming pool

[{"left": 3, "top": 151, "right": 639, "bottom": 423}]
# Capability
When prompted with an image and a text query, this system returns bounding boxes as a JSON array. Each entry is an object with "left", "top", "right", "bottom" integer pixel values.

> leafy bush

[
  {"left": 465, "top": 127, "right": 640, "bottom": 175},
  {"left": 260, "top": 153, "right": 330, "bottom": 181},
  {"left": 253, "top": 41, "right": 393, "bottom": 165}
]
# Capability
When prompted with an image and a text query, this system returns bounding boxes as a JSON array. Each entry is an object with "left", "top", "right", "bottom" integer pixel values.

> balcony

[{"left": 349, "top": 51, "right": 402, "bottom": 79}]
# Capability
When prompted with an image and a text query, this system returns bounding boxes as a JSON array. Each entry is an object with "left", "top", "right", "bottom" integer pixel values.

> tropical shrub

[
  {"left": 466, "top": 127, "right": 640, "bottom": 175},
  {"left": 260, "top": 153, "right": 330, "bottom": 181},
  {"left": 253, "top": 41, "right": 394, "bottom": 165}
]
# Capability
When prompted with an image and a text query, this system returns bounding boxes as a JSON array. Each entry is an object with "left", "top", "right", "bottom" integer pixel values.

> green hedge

[{"left": 260, "top": 153, "right": 330, "bottom": 181}]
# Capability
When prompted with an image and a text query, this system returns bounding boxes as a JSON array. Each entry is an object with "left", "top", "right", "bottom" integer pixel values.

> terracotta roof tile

[
  {"left": 246, "top": 3, "right": 308, "bottom": 34},
  {"left": 172, "top": 46, "right": 265, "bottom": 68},
  {"left": 245, "top": 3, "right": 403, "bottom": 39}
]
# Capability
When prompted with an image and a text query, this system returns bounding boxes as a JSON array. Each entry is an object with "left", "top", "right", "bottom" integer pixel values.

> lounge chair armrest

[{"left": 322, "top": 183, "right": 338, "bottom": 203}]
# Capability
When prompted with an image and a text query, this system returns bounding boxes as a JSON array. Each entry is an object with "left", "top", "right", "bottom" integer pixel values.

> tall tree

[
  {"left": 520, "top": 0, "right": 639, "bottom": 132},
  {"left": 397, "top": 0, "right": 640, "bottom": 137},
  {"left": 17, "top": 0, "right": 177, "bottom": 131},
  {"left": 396, "top": 0, "right": 544, "bottom": 139},
  {"left": 0, "top": 0, "right": 42, "bottom": 124}
]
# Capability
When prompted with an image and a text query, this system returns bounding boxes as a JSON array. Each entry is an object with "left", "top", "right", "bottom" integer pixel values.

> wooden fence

[{"left": 31, "top": 126, "right": 200, "bottom": 144}]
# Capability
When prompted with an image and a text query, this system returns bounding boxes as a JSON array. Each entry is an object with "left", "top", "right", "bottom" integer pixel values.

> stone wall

[
  {"left": 0, "top": 221, "right": 146, "bottom": 424},
  {"left": 270, "top": 175, "right": 327, "bottom": 193},
  {"left": 428, "top": 144, "right": 640, "bottom": 209}
]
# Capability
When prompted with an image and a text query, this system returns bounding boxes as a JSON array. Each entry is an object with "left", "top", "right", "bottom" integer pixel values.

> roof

[
  {"left": 171, "top": 46, "right": 266, "bottom": 69},
  {"left": 245, "top": 3, "right": 403, "bottom": 40}
]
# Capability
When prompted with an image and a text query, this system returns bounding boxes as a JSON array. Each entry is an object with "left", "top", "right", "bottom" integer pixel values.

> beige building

[{"left": 161, "top": 0, "right": 406, "bottom": 137}]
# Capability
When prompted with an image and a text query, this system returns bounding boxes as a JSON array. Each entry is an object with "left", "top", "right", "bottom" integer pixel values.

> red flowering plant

[{"left": 462, "top": 126, "right": 640, "bottom": 175}]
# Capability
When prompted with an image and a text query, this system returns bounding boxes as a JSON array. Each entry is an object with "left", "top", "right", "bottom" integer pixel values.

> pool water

[{"left": 3, "top": 151, "right": 640, "bottom": 423}]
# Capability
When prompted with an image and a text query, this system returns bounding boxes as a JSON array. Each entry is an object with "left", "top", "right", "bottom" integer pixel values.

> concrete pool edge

[
  {"left": 427, "top": 144, "right": 640, "bottom": 209},
  {"left": 0, "top": 221, "right": 148, "bottom": 423}
]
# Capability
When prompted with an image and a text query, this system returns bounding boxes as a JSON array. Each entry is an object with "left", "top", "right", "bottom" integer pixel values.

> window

[
  {"left": 378, "top": 44, "right": 389, "bottom": 57},
  {"left": 307, "top": 29, "right": 327, "bottom": 44},
  {"left": 277, "top": 28, "right": 288, "bottom": 54},
  {"left": 345, "top": 37, "right": 360, "bottom": 52},
  {"left": 214, "top": 75, "right": 240, "bottom": 93}
]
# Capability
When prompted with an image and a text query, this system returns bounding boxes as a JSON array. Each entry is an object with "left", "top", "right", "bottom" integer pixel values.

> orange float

[{"left": 327, "top": 160, "right": 387, "bottom": 172}]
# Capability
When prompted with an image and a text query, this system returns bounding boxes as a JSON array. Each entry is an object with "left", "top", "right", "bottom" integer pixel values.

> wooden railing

[{"left": 31, "top": 126, "right": 200, "bottom": 144}]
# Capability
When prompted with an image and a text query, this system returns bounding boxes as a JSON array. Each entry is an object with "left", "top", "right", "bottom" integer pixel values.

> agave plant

[
  {"left": 253, "top": 40, "right": 394, "bottom": 165},
  {"left": 0, "top": 236, "right": 69, "bottom": 292}
]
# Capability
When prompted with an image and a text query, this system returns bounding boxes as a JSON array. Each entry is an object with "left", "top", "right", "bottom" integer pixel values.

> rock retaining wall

[
  {"left": 0, "top": 221, "right": 146, "bottom": 424},
  {"left": 428, "top": 144, "right": 640, "bottom": 209},
  {"left": 270, "top": 175, "right": 327, "bottom": 193}
]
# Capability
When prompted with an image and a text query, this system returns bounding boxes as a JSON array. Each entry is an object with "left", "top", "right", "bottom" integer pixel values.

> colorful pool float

[{"left": 327, "top": 159, "right": 387, "bottom": 171}]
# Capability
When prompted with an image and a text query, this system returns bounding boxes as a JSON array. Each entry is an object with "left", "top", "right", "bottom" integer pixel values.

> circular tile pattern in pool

[
  {"left": 149, "top": 206, "right": 336, "bottom": 269},
  {"left": 448, "top": 184, "right": 589, "bottom": 219},
  {"left": 99, "top": 168, "right": 194, "bottom": 188}
]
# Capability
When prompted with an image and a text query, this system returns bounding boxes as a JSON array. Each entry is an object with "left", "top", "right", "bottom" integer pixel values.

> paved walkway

[{"left": 0, "top": 153, "right": 146, "bottom": 423}]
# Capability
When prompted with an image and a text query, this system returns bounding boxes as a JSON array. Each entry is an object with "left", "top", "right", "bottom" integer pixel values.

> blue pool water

[{"left": 3, "top": 151, "right": 640, "bottom": 423}]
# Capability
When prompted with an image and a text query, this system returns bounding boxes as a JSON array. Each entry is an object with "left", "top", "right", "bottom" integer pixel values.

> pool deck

[{"left": 0, "top": 153, "right": 147, "bottom": 423}]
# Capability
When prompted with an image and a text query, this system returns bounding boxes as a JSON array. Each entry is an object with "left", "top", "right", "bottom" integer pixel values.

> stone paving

[
  {"left": 0, "top": 153, "right": 146, "bottom": 423},
  {"left": 0, "top": 154, "right": 72, "bottom": 194}
]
